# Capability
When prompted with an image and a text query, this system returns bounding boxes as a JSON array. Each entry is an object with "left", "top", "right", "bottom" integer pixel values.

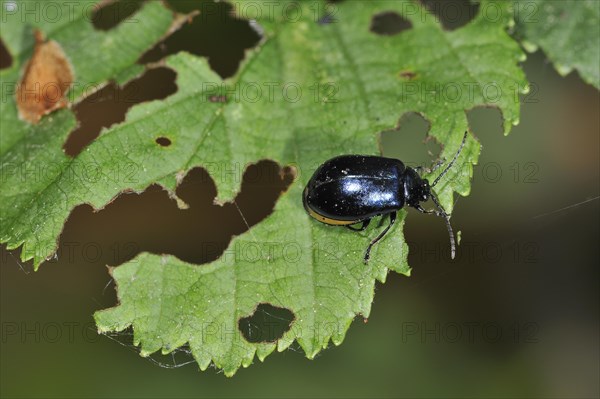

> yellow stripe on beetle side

[{"left": 304, "top": 187, "right": 360, "bottom": 226}]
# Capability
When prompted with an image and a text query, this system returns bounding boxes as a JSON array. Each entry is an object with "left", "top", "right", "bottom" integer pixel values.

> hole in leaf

[
  {"left": 239, "top": 303, "right": 295, "bottom": 343},
  {"left": 52, "top": 161, "right": 294, "bottom": 267},
  {"left": 419, "top": 0, "right": 479, "bottom": 31},
  {"left": 64, "top": 67, "right": 178, "bottom": 157},
  {"left": 155, "top": 136, "right": 172, "bottom": 147},
  {"left": 92, "top": 0, "right": 144, "bottom": 31},
  {"left": 399, "top": 70, "right": 417, "bottom": 80},
  {"left": 139, "top": 0, "right": 262, "bottom": 78},
  {"left": 370, "top": 11, "right": 412, "bottom": 36},
  {"left": 379, "top": 112, "right": 441, "bottom": 169},
  {"left": 466, "top": 106, "right": 504, "bottom": 137},
  {"left": 0, "top": 38, "right": 12, "bottom": 70}
]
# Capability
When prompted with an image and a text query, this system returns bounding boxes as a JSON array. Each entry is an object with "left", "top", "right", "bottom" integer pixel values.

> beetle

[{"left": 303, "top": 131, "right": 468, "bottom": 263}]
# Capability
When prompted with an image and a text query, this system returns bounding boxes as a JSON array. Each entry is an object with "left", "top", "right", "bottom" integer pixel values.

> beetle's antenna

[
  {"left": 429, "top": 192, "right": 456, "bottom": 259},
  {"left": 432, "top": 131, "right": 468, "bottom": 187}
]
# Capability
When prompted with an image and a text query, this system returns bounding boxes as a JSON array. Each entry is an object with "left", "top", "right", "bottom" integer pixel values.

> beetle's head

[
  {"left": 418, "top": 179, "right": 431, "bottom": 201},
  {"left": 404, "top": 168, "right": 431, "bottom": 206}
]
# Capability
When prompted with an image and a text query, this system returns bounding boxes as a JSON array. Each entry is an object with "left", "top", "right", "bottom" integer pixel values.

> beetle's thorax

[{"left": 403, "top": 167, "right": 431, "bottom": 207}]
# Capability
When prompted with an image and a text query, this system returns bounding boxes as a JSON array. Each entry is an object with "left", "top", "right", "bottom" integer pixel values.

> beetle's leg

[
  {"left": 347, "top": 219, "right": 371, "bottom": 232},
  {"left": 415, "top": 204, "right": 438, "bottom": 215},
  {"left": 364, "top": 212, "right": 396, "bottom": 264},
  {"left": 416, "top": 158, "right": 446, "bottom": 176}
]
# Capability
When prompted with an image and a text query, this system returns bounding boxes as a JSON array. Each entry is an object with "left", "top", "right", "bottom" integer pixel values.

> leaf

[
  {"left": 1, "top": 1, "right": 528, "bottom": 375},
  {"left": 514, "top": 0, "right": 600, "bottom": 88}
]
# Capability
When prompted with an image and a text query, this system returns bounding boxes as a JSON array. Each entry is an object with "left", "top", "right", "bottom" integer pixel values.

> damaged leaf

[
  {"left": 1, "top": 0, "right": 528, "bottom": 375},
  {"left": 16, "top": 30, "right": 74, "bottom": 124},
  {"left": 514, "top": 0, "right": 600, "bottom": 89}
]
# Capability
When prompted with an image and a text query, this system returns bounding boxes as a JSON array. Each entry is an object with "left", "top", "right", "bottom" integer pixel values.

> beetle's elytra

[{"left": 303, "top": 131, "right": 468, "bottom": 263}]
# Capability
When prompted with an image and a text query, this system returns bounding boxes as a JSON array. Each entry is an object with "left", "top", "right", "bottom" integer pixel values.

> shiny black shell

[{"left": 303, "top": 155, "right": 406, "bottom": 224}]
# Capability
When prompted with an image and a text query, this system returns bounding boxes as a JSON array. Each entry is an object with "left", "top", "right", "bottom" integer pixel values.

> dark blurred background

[{"left": 1, "top": 1, "right": 599, "bottom": 397}]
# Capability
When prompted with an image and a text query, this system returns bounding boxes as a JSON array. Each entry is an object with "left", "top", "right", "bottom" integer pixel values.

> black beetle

[{"left": 303, "top": 131, "right": 467, "bottom": 263}]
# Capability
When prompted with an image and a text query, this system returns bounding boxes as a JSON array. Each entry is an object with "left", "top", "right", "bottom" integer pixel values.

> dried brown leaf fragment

[{"left": 16, "top": 30, "right": 74, "bottom": 124}]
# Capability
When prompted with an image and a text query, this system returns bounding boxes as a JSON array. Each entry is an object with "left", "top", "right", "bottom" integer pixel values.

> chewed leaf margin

[{"left": 90, "top": 0, "right": 527, "bottom": 376}]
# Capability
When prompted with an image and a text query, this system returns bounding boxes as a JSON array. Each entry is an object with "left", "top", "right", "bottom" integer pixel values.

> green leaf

[
  {"left": 1, "top": 1, "right": 527, "bottom": 375},
  {"left": 514, "top": 0, "right": 600, "bottom": 88}
]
